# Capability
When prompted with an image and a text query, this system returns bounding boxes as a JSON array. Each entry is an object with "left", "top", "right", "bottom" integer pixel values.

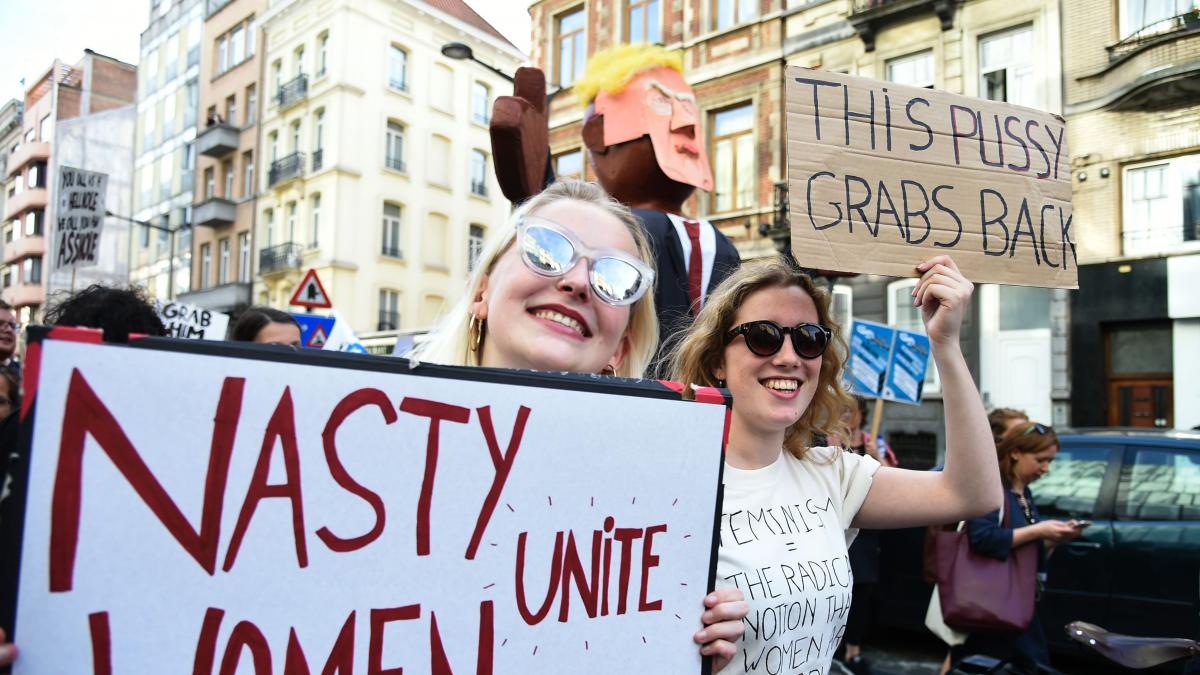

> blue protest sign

[
  {"left": 846, "top": 320, "right": 896, "bottom": 399},
  {"left": 882, "top": 329, "right": 932, "bottom": 405},
  {"left": 290, "top": 313, "right": 336, "bottom": 350}
]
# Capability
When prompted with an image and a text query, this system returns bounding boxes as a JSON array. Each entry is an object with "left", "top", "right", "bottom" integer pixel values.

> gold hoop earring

[
  {"left": 469, "top": 314, "right": 484, "bottom": 353},
  {"left": 602, "top": 364, "right": 617, "bottom": 376}
]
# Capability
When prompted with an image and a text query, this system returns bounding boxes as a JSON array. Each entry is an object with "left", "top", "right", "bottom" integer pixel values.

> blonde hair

[
  {"left": 574, "top": 44, "right": 683, "bottom": 108},
  {"left": 668, "top": 257, "right": 854, "bottom": 458},
  {"left": 412, "top": 180, "right": 658, "bottom": 378}
]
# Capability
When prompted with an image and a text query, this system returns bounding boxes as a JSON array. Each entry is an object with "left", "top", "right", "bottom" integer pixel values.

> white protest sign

[
  {"left": 13, "top": 335, "right": 726, "bottom": 673},
  {"left": 54, "top": 166, "right": 108, "bottom": 270},
  {"left": 156, "top": 300, "right": 230, "bottom": 340}
]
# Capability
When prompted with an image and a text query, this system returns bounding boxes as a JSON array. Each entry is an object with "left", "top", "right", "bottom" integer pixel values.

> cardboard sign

[
  {"left": 290, "top": 269, "right": 332, "bottom": 309},
  {"left": 10, "top": 331, "right": 726, "bottom": 673},
  {"left": 54, "top": 166, "right": 108, "bottom": 270},
  {"left": 845, "top": 319, "right": 931, "bottom": 405},
  {"left": 785, "top": 68, "right": 1077, "bottom": 289},
  {"left": 156, "top": 300, "right": 230, "bottom": 340}
]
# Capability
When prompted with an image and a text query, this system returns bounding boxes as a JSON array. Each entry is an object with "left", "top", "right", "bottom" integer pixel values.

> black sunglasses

[
  {"left": 1021, "top": 423, "right": 1051, "bottom": 437},
  {"left": 726, "top": 320, "right": 831, "bottom": 359}
]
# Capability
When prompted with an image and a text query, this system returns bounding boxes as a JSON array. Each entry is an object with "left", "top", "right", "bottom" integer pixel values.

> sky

[{"left": 0, "top": 0, "right": 530, "bottom": 105}]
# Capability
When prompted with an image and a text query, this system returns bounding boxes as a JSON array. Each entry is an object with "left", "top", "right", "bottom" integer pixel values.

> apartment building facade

[
  {"left": 0, "top": 101, "right": 23, "bottom": 270},
  {"left": 254, "top": 0, "right": 522, "bottom": 338},
  {"left": 2, "top": 52, "right": 138, "bottom": 321},
  {"left": 1063, "top": 0, "right": 1200, "bottom": 429},
  {"left": 180, "top": 0, "right": 267, "bottom": 313},
  {"left": 130, "top": 0, "right": 205, "bottom": 301},
  {"left": 529, "top": 0, "right": 1066, "bottom": 461}
]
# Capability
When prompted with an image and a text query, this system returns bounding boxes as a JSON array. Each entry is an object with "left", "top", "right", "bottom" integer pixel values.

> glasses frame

[
  {"left": 1021, "top": 422, "right": 1051, "bottom": 436},
  {"left": 725, "top": 320, "right": 831, "bottom": 359},
  {"left": 515, "top": 216, "right": 656, "bottom": 307}
]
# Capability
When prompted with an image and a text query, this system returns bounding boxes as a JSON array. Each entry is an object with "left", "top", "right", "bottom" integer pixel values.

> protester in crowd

[
  {"left": 413, "top": 179, "right": 746, "bottom": 662},
  {"left": 41, "top": 285, "right": 166, "bottom": 343},
  {"left": 989, "top": 407, "right": 1029, "bottom": 444},
  {"left": 0, "top": 301, "right": 19, "bottom": 376},
  {"left": 0, "top": 367, "right": 17, "bottom": 422},
  {"left": 231, "top": 306, "right": 303, "bottom": 348},
  {"left": 673, "top": 255, "right": 1002, "bottom": 674},
  {"left": 949, "top": 422, "right": 1084, "bottom": 673}
]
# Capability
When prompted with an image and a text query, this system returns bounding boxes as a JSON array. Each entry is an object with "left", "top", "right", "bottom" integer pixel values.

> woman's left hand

[
  {"left": 693, "top": 588, "right": 748, "bottom": 672},
  {"left": 913, "top": 255, "right": 974, "bottom": 346}
]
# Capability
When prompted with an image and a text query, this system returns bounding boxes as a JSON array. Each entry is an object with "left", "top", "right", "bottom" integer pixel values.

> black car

[{"left": 875, "top": 428, "right": 1200, "bottom": 652}]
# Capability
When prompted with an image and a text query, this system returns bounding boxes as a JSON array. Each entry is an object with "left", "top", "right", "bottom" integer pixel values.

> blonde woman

[
  {"left": 413, "top": 179, "right": 748, "bottom": 663},
  {"left": 676, "top": 255, "right": 1002, "bottom": 674}
]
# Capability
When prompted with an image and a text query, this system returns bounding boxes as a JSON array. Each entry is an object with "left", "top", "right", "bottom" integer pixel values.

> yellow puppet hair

[{"left": 574, "top": 44, "right": 683, "bottom": 108}]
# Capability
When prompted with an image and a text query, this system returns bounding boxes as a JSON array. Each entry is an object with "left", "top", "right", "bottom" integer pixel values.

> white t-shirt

[{"left": 716, "top": 446, "right": 880, "bottom": 675}]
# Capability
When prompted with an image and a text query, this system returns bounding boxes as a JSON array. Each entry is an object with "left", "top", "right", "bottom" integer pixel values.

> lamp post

[{"left": 106, "top": 210, "right": 190, "bottom": 299}]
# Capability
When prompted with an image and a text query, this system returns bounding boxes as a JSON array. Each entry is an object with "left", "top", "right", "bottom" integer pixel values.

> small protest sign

[
  {"left": 845, "top": 319, "right": 932, "bottom": 405},
  {"left": 785, "top": 68, "right": 1076, "bottom": 288},
  {"left": 155, "top": 300, "right": 230, "bottom": 340},
  {"left": 54, "top": 167, "right": 108, "bottom": 270},
  {"left": 9, "top": 330, "right": 726, "bottom": 673},
  {"left": 882, "top": 330, "right": 932, "bottom": 404}
]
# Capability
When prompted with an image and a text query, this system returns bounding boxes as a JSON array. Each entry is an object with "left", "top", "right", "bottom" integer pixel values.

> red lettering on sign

[
  {"left": 639, "top": 524, "right": 668, "bottom": 612},
  {"left": 218, "top": 620, "right": 272, "bottom": 675},
  {"left": 88, "top": 611, "right": 112, "bottom": 675},
  {"left": 515, "top": 531, "right": 564, "bottom": 625},
  {"left": 368, "top": 605, "right": 421, "bottom": 675},
  {"left": 465, "top": 405, "right": 531, "bottom": 560},
  {"left": 398, "top": 398, "right": 470, "bottom": 556},
  {"left": 191, "top": 607, "right": 226, "bottom": 675},
  {"left": 559, "top": 530, "right": 601, "bottom": 622},
  {"left": 317, "top": 389, "right": 397, "bottom": 553}
]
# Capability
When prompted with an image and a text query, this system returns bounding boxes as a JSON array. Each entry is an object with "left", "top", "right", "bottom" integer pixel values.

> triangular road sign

[
  {"left": 306, "top": 324, "right": 328, "bottom": 348},
  {"left": 289, "top": 268, "right": 332, "bottom": 308}
]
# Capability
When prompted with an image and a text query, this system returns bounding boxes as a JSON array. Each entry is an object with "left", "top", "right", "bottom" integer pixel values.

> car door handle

[{"left": 1066, "top": 541, "right": 1101, "bottom": 550}]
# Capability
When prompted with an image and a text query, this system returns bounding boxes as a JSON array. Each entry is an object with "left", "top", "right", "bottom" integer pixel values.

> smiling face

[
  {"left": 717, "top": 285, "right": 824, "bottom": 445},
  {"left": 473, "top": 198, "right": 636, "bottom": 374},
  {"left": 0, "top": 308, "right": 16, "bottom": 361},
  {"left": 1012, "top": 445, "right": 1058, "bottom": 486}
]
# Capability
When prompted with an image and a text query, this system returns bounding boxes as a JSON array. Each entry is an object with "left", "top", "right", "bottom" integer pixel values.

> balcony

[
  {"left": 178, "top": 281, "right": 252, "bottom": 311},
  {"left": 259, "top": 242, "right": 303, "bottom": 275},
  {"left": 5, "top": 142, "right": 49, "bottom": 179},
  {"left": 3, "top": 282, "right": 44, "bottom": 309},
  {"left": 470, "top": 179, "right": 488, "bottom": 197},
  {"left": 377, "top": 311, "right": 400, "bottom": 331},
  {"left": 268, "top": 152, "right": 306, "bottom": 188},
  {"left": 4, "top": 188, "right": 47, "bottom": 221},
  {"left": 1072, "top": 17, "right": 1200, "bottom": 112},
  {"left": 193, "top": 197, "right": 237, "bottom": 228},
  {"left": 848, "top": 0, "right": 958, "bottom": 52},
  {"left": 275, "top": 74, "right": 309, "bottom": 111},
  {"left": 2, "top": 235, "right": 44, "bottom": 265},
  {"left": 312, "top": 148, "right": 324, "bottom": 172},
  {"left": 385, "top": 156, "right": 405, "bottom": 172},
  {"left": 195, "top": 123, "right": 240, "bottom": 158}
]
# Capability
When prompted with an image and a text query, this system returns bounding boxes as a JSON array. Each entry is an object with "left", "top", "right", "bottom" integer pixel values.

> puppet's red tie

[{"left": 684, "top": 220, "right": 703, "bottom": 314}]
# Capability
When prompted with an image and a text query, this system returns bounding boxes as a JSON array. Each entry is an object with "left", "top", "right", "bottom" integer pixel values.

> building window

[
  {"left": 378, "top": 289, "right": 400, "bottom": 331},
  {"left": 980, "top": 25, "right": 1036, "bottom": 108},
  {"left": 555, "top": 7, "right": 586, "bottom": 87},
  {"left": 286, "top": 201, "right": 297, "bottom": 241},
  {"left": 830, "top": 285, "right": 853, "bottom": 332},
  {"left": 382, "top": 202, "right": 402, "bottom": 257},
  {"left": 200, "top": 243, "right": 211, "bottom": 289},
  {"left": 185, "top": 79, "right": 198, "bottom": 127},
  {"left": 271, "top": 60, "right": 282, "bottom": 97},
  {"left": 429, "top": 135, "right": 450, "bottom": 185},
  {"left": 230, "top": 24, "right": 245, "bottom": 66},
  {"left": 385, "top": 121, "right": 405, "bottom": 171},
  {"left": 245, "top": 84, "right": 257, "bottom": 125},
  {"left": 268, "top": 131, "right": 278, "bottom": 161},
  {"left": 310, "top": 193, "right": 321, "bottom": 248},
  {"left": 709, "top": 104, "right": 754, "bottom": 213},
  {"left": 887, "top": 278, "right": 940, "bottom": 394},
  {"left": 163, "top": 90, "right": 176, "bottom": 138},
  {"left": 218, "top": 238, "right": 230, "bottom": 284},
  {"left": 22, "top": 258, "right": 41, "bottom": 285},
  {"left": 627, "top": 0, "right": 662, "bottom": 43},
  {"left": 388, "top": 45, "right": 408, "bottom": 91},
  {"left": 24, "top": 210, "right": 44, "bottom": 236},
  {"left": 1123, "top": 155, "right": 1200, "bottom": 256},
  {"left": 886, "top": 50, "right": 935, "bottom": 88},
  {"left": 468, "top": 224, "right": 485, "bottom": 272},
  {"left": 294, "top": 45, "right": 305, "bottom": 76},
  {"left": 470, "top": 149, "right": 488, "bottom": 196},
  {"left": 1119, "top": 0, "right": 1193, "bottom": 38},
  {"left": 187, "top": 18, "right": 202, "bottom": 67},
  {"left": 472, "top": 82, "right": 491, "bottom": 125},
  {"left": 238, "top": 232, "right": 251, "bottom": 282},
  {"left": 223, "top": 159, "right": 234, "bottom": 198},
  {"left": 242, "top": 150, "right": 254, "bottom": 196},
  {"left": 713, "top": 0, "right": 758, "bottom": 31},
  {"left": 160, "top": 154, "right": 173, "bottom": 200},
  {"left": 264, "top": 208, "right": 274, "bottom": 248},
  {"left": 246, "top": 17, "right": 255, "bottom": 58},
  {"left": 318, "top": 31, "right": 329, "bottom": 76},
  {"left": 432, "top": 63, "right": 454, "bottom": 112},
  {"left": 217, "top": 36, "right": 228, "bottom": 74},
  {"left": 225, "top": 95, "right": 237, "bottom": 127},
  {"left": 165, "top": 32, "right": 179, "bottom": 81},
  {"left": 554, "top": 148, "right": 584, "bottom": 180}
]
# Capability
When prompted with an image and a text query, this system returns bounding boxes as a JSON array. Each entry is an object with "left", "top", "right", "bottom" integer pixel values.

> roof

[{"left": 418, "top": 0, "right": 520, "bottom": 52}]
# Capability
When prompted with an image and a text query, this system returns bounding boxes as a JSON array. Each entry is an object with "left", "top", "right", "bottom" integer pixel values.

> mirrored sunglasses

[{"left": 516, "top": 217, "right": 655, "bottom": 307}]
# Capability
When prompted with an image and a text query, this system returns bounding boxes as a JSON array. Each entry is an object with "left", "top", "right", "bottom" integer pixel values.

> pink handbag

[{"left": 934, "top": 501, "right": 1038, "bottom": 634}]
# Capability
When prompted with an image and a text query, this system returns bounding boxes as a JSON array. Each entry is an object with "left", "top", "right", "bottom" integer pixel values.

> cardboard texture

[
  {"left": 53, "top": 166, "right": 108, "bottom": 271},
  {"left": 785, "top": 67, "right": 1077, "bottom": 289},
  {"left": 13, "top": 337, "right": 725, "bottom": 674},
  {"left": 155, "top": 300, "right": 230, "bottom": 340}
]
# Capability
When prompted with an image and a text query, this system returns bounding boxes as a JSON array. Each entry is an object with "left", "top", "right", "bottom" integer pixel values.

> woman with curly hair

[{"left": 676, "top": 255, "right": 1001, "bottom": 674}]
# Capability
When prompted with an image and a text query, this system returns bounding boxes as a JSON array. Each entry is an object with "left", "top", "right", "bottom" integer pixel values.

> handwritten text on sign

[
  {"left": 785, "top": 67, "right": 1076, "bottom": 289},
  {"left": 54, "top": 167, "right": 108, "bottom": 270},
  {"left": 15, "top": 339, "right": 724, "bottom": 673}
]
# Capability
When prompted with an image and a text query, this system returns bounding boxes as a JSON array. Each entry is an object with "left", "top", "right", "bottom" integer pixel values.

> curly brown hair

[
  {"left": 996, "top": 422, "right": 1059, "bottom": 485},
  {"left": 668, "top": 257, "right": 853, "bottom": 458}
]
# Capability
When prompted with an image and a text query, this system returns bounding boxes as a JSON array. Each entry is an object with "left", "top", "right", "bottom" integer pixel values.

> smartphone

[{"left": 1072, "top": 519, "right": 1094, "bottom": 529}]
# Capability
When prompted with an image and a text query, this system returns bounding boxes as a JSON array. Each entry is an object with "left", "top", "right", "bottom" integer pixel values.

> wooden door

[{"left": 1107, "top": 379, "right": 1173, "bottom": 427}]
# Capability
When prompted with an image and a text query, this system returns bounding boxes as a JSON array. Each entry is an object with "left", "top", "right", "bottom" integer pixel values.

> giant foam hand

[{"left": 490, "top": 67, "right": 550, "bottom": 204}]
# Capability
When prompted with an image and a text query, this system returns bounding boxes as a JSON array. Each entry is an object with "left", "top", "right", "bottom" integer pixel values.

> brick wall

[{"left": 90, "top": 58, "right": 139, "bottom": 113}]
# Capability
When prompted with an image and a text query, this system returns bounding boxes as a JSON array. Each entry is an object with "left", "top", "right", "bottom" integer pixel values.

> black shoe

[{"left": 846, "top": 655, "right": 875, "bottom": 675}]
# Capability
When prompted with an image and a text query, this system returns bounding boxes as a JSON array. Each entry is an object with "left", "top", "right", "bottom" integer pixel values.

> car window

[
  {"left": 1116, "top": 446, "right": 1200, "bottom": 521},
  {"left": 1033, "top": 444, "right": 1111, "bottom": 518}
]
